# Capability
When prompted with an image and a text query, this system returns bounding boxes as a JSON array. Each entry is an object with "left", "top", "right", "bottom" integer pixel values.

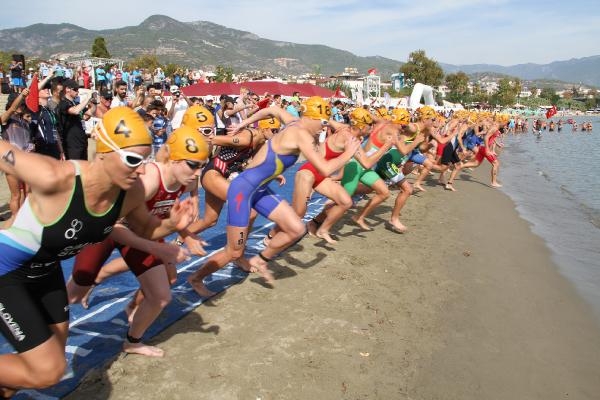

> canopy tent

[{"left": 180, "top": 81, "right": 335, "bottom": 98}]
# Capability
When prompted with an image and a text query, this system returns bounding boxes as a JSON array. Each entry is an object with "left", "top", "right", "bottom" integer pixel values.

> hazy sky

[{"left": 2, "top": 0, "right": 599, "bottom": 66}]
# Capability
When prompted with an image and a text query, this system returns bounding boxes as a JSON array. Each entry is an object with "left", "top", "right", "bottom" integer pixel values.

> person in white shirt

[{"left": 166, "top": 85, "right": 191, "bottom": 129}]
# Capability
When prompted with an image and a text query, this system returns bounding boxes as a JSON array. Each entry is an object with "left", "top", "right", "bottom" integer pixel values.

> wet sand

[{"left": 2, "top": 163, "right": 600, "bottom": 399}]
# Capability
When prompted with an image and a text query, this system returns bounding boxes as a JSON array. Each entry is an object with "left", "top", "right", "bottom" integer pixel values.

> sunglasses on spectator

[{"left": 185, "top": 159, "right": 205, "bottom": 170}]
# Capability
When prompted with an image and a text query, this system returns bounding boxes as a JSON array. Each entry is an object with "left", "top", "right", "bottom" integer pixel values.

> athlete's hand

[
  {"left": 154, "top": 241, "right": 190, "bottom": 266},
  {"left": 178, "top": 234, "right": 208, "bottom": 257},
  {"left": 275, "top": 174, "right": 286, "bottom": 186},
  {"left": 344, "top": 135, "right": 361, "bottom": 154},
  {"left": 168, "top": 198, "right": 195, "bottom": 232}
]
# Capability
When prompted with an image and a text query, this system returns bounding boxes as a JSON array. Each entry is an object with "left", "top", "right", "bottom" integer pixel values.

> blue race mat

[{"left": 1, "top": 164, "right": 328, "bottom": 399}]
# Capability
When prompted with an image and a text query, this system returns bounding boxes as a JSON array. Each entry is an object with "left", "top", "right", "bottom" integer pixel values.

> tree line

[{"left": 399, "top": 50, "right": 599, "bottom": 110}]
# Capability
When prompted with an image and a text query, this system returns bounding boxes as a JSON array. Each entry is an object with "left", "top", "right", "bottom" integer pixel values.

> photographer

[
  {"left": 57, "top": 80, "right": 95, "bottom": 160},
  {"left": 9, "top": 59, "right": 24, "bottom": 93},
  {"left": 166, "top": 85, "right": 192, "bottom": 129}
]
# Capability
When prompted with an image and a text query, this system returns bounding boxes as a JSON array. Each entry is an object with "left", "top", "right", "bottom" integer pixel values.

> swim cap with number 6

[
  {"left": 166, "top": 125, "right": 209, "bottom": 161},
  {"left": 96, "top": 107, "right": 152, "bottom": 153}
]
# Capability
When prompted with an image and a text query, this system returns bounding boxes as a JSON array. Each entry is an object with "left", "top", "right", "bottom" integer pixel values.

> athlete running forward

[
  {"left": 0, "top": 107, "right": 193, "bottom": 396},
  {"left": 187, "top": 97, "right": 360, "bottom": 297}
]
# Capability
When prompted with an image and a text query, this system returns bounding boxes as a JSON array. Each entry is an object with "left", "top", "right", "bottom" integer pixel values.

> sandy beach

[{"left": 0, "top": 163, "right": 568, "bottom": 399}]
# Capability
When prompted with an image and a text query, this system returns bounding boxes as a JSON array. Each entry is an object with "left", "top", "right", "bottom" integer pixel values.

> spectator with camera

[
  {"left": 57, "top": 79, "right": 95, "bottom": 160},
  {"left": 9, "top": 59, "right": 24, "bottom": 93},
  {"left": 167, "top": 85, "right": 192, "bottom": 129}
]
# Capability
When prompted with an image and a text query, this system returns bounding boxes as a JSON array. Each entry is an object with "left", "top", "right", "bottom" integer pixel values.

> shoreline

[{"left": 51, "top": 164, "right": 600, "bottom": 400}]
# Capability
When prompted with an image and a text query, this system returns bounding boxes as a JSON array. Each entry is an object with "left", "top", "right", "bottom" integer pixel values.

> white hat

[{"left": 170, "top": 85, "right": 179, "bottom": 93}]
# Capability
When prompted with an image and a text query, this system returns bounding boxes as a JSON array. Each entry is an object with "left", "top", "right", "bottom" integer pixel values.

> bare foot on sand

[
  {"left": 413, "top": 183, "right": 427, "bottom": 192},
  {"left": 445, "top": 182, "right": 456, "bottom": 192},
  {"left": 491, "top": 182, "right": 503, "bottom": 188},
  {"left": 246, "top": 256, "right": 275, "bottom": 284},
  {"left": 387, "top": 220, "right": 407, "bottom": 234},
  {"left": 123, "top": 341, "right": 165, "bottom": 357},
  {"left": 316, "top": 230, "right": 338, "bottom": 244},
  {"left": 351, "top": 215, "right": 373, "bottom": 231},
  {"left": 235, "top": 257, "right": 275, "bottom": 284},
  {"left": 187, "top": 276, "right": 216, "bottom": 298}
]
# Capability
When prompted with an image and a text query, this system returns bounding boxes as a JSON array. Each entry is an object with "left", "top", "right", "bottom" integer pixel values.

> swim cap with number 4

[
  {"left": 182, "top": 105, "right": 215, "bottom": 129},
  {"left": 301, "top": 96, "right": 331, "bottom": 120},
  {"left": 166, "top": 125, "right": 209, "bottom": 161},
  {"left": 96, "top": 107, "right": 152, "bottom": 153}
]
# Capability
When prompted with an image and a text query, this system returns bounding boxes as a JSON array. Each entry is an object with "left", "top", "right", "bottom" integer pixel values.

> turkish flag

[
  {"left": 25, "top": 74, "right": 39, "bottom": 113},
  {"left": 545, "top": 105, "right": 557, "bottom": 119}
]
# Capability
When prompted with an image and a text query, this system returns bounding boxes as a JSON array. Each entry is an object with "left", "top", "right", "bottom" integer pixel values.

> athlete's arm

[
  {"left": 0, "top": 140, "right": 71, "bottom": 194},
  {"left": 297, "top": 129, "right": 360, "bottom": 177},
  {"left": 233, "top": 107, "right": 297, "bottom": 132},
  {"left": 207, "top": 128, "right": 253, "bottom": 147}
]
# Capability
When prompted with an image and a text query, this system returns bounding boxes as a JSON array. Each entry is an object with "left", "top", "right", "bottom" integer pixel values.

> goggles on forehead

[{"left": 95, "top": 120, "right": 151, "bottom": 168}]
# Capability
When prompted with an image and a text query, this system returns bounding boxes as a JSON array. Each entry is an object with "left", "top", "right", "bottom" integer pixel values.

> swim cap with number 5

[
  {"left": 96, "top": 107, "right": 152, "bottom": 153},
  {"left": 182, "top": 105, "right": 215, "bottom": 129},
  {"left": 166, "top": 125, "right": 209, "bottom": 161}
]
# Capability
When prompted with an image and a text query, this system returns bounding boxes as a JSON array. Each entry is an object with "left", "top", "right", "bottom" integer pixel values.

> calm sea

[{"left": 499, "top": 116, "right": 600, "bottom": 318}]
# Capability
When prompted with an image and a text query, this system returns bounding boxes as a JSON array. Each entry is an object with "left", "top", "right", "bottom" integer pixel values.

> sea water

[{"left": 499, "top": 116, "right": 600, "bottom": 319}]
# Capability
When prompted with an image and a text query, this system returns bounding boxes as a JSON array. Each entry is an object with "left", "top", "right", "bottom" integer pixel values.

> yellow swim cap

[
  {"left": 389, "top": 108, "right": 410, "bottom": 125},
  {"left": 95, "top": 107, "right": 152, "bottom": 153},
  {"left": 416, "top": 106, "right": 437, "bottom": 121},
  {"left": 166, "top": 125, "right": 209, "bottom": 161},
  {"left": 300, "top": 96, "right": 331, "bottom": 120},
  {"left": 376, "top": 106, "right": 388, "bottom": 118},
  {"left": 258, "top": 116, "right": 281, "bottom": 130},
  {"left": 349, "top": 108, "right": 373, "bottom": 129},
  {"left": 181, "top": 105, "right": 215, "bottom": 129}
]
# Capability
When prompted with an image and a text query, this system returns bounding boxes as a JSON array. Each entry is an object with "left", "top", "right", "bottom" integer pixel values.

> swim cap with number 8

[{"left": 166, "top": 125, "right": 209, "bottom": 161}]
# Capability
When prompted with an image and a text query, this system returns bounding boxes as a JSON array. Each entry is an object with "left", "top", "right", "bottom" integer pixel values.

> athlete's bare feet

[
  {"left": 80, "top": 285, "right": 96, "bottom": 309},
  {"left": 123, "top": 341, "right": 164, "bottom": 357},
  {"left": 445, "top": 182, "right": 456, "bottom": 192},
  {"left": 387, "top": 220, "right": 407, "bottom": 234},
  {"left": 316, "top": 229, "right": 337, "bottom": 244},
  {"left": 351, "top": 215, "right": 372, "bottom": 231},
  {"left": 491, "top": 182, "right": 503, "bottom": 188},
  {"left": 187, "top": 276, "right": 216, "bottom": 298},
  {"left": 246, "top": 256, "right": 275, "bottom": 284},
  {"left": 413, "top": 183, "right": 427, "bottom": 192}
]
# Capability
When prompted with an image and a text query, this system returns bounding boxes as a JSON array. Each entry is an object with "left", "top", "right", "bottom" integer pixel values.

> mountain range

[{"left": 1, "top": 15, "right": 599, "bottom": 87}]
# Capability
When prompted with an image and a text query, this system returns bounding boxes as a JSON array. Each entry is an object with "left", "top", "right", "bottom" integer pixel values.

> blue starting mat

[{"left": 1, "top": 164, "right": 328, "bottom": 399}]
